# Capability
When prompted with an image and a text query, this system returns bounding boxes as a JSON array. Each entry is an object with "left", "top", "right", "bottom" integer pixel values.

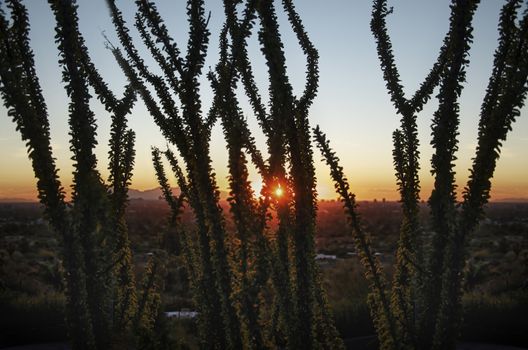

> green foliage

[
  {"left": 461, "top": 292, "right": 528, "bottom": 346},
  {"left": 0, "top": 291, "right": 67, "bottom": 345},
  {"left": 108, "top": 0, "right": 343, "bottom": 348},
  {"left": 316, "top": 0, "right": 528, "bottom": 349},
  {"left": 314, "top": 127, "right": 398, "bottom": 349},
  {"left": 0, "top": 0, "right": 161, "bottom": 349}
]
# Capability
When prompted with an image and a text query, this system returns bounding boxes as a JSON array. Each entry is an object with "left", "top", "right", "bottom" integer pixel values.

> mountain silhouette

[{"left": 127, "top": 187, "right": 180, "bottom": 201}]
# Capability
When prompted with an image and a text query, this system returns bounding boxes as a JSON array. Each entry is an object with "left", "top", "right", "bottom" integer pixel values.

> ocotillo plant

[
  {"left": 316, "top": 0, "right": 528, "bottom": 349},
  {"left": 0, "top": 1, "right": 161, "bottom": 349},
  {"left": 106, "top": 0, "right": 240, "bottom": 347},
  {"left": 216, "top": 1, "right": 342, "bottom": 347},
  {"left": 108, "top": 0, "right": 343, "bottom": 348}
]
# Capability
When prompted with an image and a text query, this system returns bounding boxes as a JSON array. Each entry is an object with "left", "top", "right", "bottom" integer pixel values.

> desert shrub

[
  {"left": 0, "top": 291, "right": 66, "bottom": 346},
  {"left": 332, "top": 298, "right": 374, "bottom": 339},
  {"left": 461, "top": 292, "right": 528, "bottom": 346}
]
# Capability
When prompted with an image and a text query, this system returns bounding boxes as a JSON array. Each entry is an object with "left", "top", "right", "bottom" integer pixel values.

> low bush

[
  {"left": 461, "top": 292, "right": 528, "bottom": 347},
  {"left": 0, "top": 291, "right": 66, "bottom": 346}
]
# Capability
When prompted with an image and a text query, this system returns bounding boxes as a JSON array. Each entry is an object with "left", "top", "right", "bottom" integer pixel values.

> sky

[{"left": 0, "top": 0, "right": 527, "bottom": 201}]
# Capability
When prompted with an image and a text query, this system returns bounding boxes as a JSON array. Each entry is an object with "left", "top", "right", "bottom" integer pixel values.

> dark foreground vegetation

[{"left": 1, "top": 200, "right": 527, "bottom": 348}]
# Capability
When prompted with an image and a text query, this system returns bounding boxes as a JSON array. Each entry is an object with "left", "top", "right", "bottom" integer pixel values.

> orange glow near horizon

[
  {"left": 2, "top": 173, "right": 528, "bottom": 203},
  {"left": 1, "top": 152, "right": 527, "bottom": 203}
]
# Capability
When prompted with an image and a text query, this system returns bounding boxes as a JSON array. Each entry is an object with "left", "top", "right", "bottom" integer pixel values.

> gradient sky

[{"left": 0, "top": 0, "right": 527, "bottom": 201}]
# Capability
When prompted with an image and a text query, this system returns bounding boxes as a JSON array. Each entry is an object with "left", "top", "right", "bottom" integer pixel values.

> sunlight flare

[{"left": 275, "top": 185, "right": 284, "bottom": 198}]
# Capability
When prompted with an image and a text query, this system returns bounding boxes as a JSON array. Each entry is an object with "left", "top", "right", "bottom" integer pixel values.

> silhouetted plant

[
  {"left": 108, "top": 0, "right": 343, "bottom": 348},
  {"left": 107, "top": 0, "right": 243, "bottom": 347},
  {"left": 316, "top": 0, "right": 528, "bottom": 349},
  {"left": 0, "top": 1, "right": 161, "bottom": 349}
]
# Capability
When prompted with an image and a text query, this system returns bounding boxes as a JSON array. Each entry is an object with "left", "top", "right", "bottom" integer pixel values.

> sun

[{"left": 274, "top": 185, "right": 284, "bottom": 197}]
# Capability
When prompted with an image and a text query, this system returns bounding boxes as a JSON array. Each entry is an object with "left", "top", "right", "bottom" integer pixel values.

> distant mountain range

[
  {"left": 0, "top": 188, "right": 183, "bottom": 203},
  {"left": 128, "top": 187, "right": 229, "bottom": 201},
  {"left": 128, "top": 187, "right": 180, "bottom": 201},
  {"left": 492, "top": 197, "right": 528, "bottom": 203},
  {"left": 0, "top": 197, "right": 35, "bottom": 203},
  {"left": 0, "top": 189, "right": 525, "bottom": 203}
]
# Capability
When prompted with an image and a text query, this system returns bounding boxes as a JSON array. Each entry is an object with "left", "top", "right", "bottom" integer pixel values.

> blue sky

[{"left": 0, "top": 0, "right": 526, "bottom": 200}]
